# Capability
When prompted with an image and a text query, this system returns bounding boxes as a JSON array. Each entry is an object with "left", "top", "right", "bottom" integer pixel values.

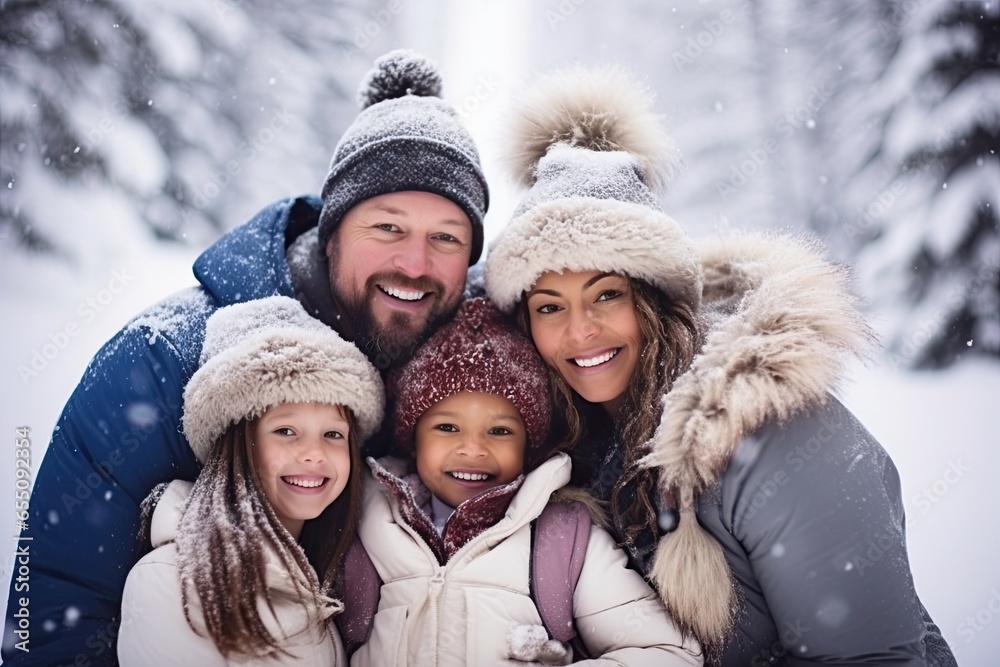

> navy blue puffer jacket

[{"left": 2, "top": 195, "right": 327, "bottom": 666}]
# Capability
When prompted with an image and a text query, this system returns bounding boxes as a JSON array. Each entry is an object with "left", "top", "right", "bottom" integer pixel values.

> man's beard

[{"left": 330, "top": 270, "right": 460, "bottom": 371}]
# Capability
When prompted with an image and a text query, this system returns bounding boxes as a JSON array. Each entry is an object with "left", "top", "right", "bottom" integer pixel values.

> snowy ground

[
  {"left": 2, "top": 220, "right": 998, "bottom": 664},
  {"left": 840, "top": 358, "right": 999, "bottom": 665}
]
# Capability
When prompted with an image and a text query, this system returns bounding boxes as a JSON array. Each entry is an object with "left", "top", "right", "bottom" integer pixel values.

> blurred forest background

[
  {"left": 2, "top": 0, "right": 997, "bottom": 366},
  {"left": 1, "top": 0, "right": 998, "bottom": 662}
]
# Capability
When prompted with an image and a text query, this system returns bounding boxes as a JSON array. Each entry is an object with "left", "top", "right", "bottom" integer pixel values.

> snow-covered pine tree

[
  {"left": 773, "top": 0, "right": 897, "bottom": 251},
  {"left": 0, "top": 0, "right": 360, "bottom": 257},
  {"left": 853, "top": 0, "right": 999, "bottom": 368}
]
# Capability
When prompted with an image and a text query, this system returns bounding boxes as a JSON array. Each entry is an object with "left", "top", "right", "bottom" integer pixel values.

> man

[{"left": 2, "top": 49, "right": 488, "bottom": 666}]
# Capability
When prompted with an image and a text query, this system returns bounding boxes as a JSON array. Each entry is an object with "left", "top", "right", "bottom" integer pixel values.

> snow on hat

[
  {"left": 182, "top": 296, "right": 384, "bottom": 463},
  {"left": 393, "top": 297, "right": 551, "bottom": 453},
  {"left": 318, "top": 49, "right": 490, "bottom": 264},
  {"left": 484, "top": 66, "right": 703, "bottom": 313}
]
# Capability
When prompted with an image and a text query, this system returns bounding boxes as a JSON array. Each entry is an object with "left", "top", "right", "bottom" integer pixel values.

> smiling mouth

[
  {"left": 573, "top": 348, "right": 620, "bottom": 368},
  {"left": 282, "top": 476, "right": 328, "bottom": 489},
  {"left": 448, "top": 471, "right": 492, "bottom": 482},
  {"left": 378, "top": 285, "right": 428, "bottom": 302}
]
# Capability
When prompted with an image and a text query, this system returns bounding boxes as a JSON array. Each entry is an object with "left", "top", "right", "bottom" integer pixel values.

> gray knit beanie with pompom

[{"left": 318, "top": 49, "right": 490, "bottom": 264}]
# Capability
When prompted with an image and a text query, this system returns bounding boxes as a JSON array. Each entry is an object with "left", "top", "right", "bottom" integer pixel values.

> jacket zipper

[{"left": 429, "top": 567, "right": 446, "bottom": 667}]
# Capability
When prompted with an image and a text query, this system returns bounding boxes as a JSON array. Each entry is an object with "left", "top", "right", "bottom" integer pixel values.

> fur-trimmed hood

[{"left": 639, "top": 230, "right": 875, "bottom": 649}]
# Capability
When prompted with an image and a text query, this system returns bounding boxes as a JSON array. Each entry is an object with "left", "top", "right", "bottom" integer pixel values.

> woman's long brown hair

[
  {"left": 160, "top": 411, "right": 363, "bottom": 659},
  {"left": 519, "top": 277, "right": 699, "bottom": 551}
]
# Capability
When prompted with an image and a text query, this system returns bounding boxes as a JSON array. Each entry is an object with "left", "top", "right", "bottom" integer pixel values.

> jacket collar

[
  {"left": 641, "top": 232, "right": 874, "bottom": 498},
  {"left": 193, "top": 195, "right": 323, "bottom": 307},
  {"left": 286, "top": 227, "right": 342, "bottom": 331},
  {"left": 634, "top": 232, "right": 874, "bottom": 650},
  {"left": 367, "top": 454, "right": 572, "bottom": 564}
]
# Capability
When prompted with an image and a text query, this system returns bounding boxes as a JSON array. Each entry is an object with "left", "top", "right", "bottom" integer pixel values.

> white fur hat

[
  {"left": 484, "top": 67, "right": 703, "bottom": 313},
  {"left": 182, "top": 296, "right": 384, "bottom": 463}
]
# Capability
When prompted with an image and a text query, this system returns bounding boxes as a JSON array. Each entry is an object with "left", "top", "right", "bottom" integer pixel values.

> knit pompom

[
  {"left": 504, "top": 66, "right": 682, "bottom": 191},
  {"left": 356, "top": 49, "right": 443, "bottom": 109}
]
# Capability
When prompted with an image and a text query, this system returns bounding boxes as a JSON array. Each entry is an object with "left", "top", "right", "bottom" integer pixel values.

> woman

[{"left": 484, "top": 67, "right": 956, "bottom": 666}]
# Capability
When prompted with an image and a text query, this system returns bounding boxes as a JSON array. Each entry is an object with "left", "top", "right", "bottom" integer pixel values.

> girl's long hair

[
  {"left": 144, "top": 411, "right": 363, "bottom": 659},
  {"left": 519, "top": 277, "right": 699, "bottom": 551}
]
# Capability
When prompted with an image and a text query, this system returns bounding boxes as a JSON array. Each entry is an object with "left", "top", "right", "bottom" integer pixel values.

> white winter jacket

[
  {"left": 118, "top": 480, "right": 345, "bottom": 666},
  {"left": 352, "top": 453, "right": 702, "bottom": 666}
]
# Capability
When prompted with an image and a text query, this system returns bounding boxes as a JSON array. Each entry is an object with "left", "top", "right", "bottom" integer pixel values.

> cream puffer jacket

[
  {"left": 118, "top": 480, "right": 345, "bottom": 666},
  {"left": 352, "top": 453, "right": 703, "bottom": 666}
]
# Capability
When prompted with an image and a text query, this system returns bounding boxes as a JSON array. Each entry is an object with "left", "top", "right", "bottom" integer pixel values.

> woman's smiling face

[{"left": 526, "top": 270, "right": 643, "bottom": 415}]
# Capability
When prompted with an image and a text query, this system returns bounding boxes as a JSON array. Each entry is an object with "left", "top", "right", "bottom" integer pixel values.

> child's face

[
  {"left": 252, "top": 402, "right": 352, "bottom": 539},
  {"left": 414, "top": 391, "right": 526, "bottom": 508}
]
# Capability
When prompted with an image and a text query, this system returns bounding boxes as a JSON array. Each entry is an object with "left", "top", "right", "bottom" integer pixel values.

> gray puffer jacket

[{"left": 579, "top": 232, "right": 956, "bottom": 666}]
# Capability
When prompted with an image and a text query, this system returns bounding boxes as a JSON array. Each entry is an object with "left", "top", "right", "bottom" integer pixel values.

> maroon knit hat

[{"left": 393, "top": 297, "right": 551, "bottom": 453}]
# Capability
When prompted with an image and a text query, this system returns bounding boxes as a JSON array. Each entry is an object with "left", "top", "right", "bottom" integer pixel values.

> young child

[
  {"left": 118, "top": 296, "right": 384, "bottom": 666},
  {"left": 346, "top": 297, "right": 702, "bottom": 666}
]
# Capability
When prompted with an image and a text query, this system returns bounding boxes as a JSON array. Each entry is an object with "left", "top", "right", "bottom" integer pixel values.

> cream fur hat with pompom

[
  {"left": 182, "top": 296, "right": 384, "bottom": 463},
  {"left": 484, "top": 67, "right": 702, "bottom": 314}
]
